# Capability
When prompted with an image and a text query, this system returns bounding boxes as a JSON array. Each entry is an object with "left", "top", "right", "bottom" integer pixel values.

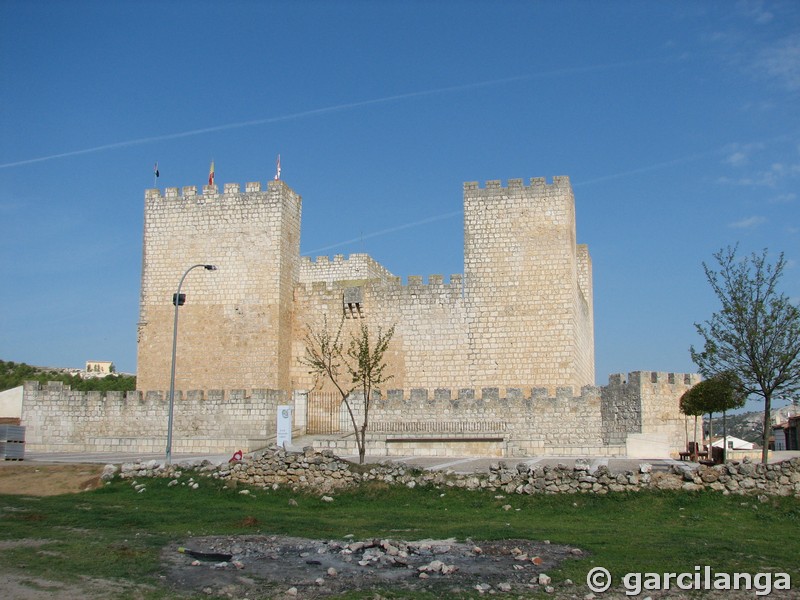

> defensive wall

[{"left": 21, "top": 372, "right": 699, "bottom": 458}]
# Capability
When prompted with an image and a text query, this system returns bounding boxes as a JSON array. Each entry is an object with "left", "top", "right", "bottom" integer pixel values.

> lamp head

[{"left": 204, "top": 264, "right": 218, "bottom": 271}]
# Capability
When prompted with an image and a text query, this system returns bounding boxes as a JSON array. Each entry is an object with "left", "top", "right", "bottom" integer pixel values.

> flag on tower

[
  {"left": 274, "top": 154, "right": 281, "bottom": 181},
  {"left": 208, "top": 160, "right": 215, "bottom": 186},
  {"left": 154, "top": 162, "right": 159, "bottom": 178}
]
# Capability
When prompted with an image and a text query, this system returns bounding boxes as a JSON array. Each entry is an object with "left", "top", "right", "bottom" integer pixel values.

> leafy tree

[
  {"left": 691, "top": 246, "right": 800, "bottom": 464},
  {"left": 683, "top": 372, "right": 746, "bottom": 462},
  {"left": 302, "top": 317, "right": 395, "bottom": 464},
  {"left": 680, "top": 386, "right": 704, "bottom": 458},
  {"left": 0, "top": 359, "right": 135, "bottom": 393}
]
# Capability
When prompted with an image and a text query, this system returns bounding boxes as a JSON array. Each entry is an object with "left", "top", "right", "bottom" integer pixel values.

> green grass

[{"left": 1, "top": 474, "right": 798, "bottom": 598}]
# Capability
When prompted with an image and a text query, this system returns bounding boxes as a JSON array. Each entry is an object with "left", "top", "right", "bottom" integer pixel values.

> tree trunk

[
  {"left": 762, "top": 393, "right": 772, "bottom": 465},
  {"left": 359, "top": 422, "right": 367, "bottom": 464},
  {"left": 684, "top": 416, "right": 689, "bottom": 450},
  {"left": 693, "top": 415, "right": 698, "bottom": 460},
  {"left": 707, "top": 412, "right": 713, "bottom": 457},
  {"left": 722, "top": 409, "right": 728, "bottom": 463}
]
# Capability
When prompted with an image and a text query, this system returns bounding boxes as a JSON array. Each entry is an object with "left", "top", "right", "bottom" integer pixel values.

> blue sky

[{"left": 1, "top": 1, "right": 798, "bottom": 411}]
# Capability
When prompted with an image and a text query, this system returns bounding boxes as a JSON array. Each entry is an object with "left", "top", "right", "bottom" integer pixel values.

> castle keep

[
  {"left": 136, "top": 177, "right": 594, "bottom": 394},
  {"left": 21, "top": 176, "right": 698, "bottom": 458}
]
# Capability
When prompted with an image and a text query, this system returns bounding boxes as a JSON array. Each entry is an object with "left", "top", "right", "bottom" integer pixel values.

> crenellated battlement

[
  {"left": 299, "top": 272, "right": 464, "bottom": 297},
  {"left": 463, "top": 176, "right": 571, "bottom": 193},
  {"left": 606, "top": 371, "right": 701, "bottom": 388},
  {"left": 22, "top": 381, "right": 288, "bottom": 406},
  {"left": 368, "top": 385, "right": 600, "bottom": 410},
  {"left": 145, "top": 179, "right": 290, "bottom": 201}
]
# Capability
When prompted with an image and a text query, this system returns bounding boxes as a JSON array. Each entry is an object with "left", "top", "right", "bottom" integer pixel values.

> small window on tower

[{"left": 343, "top": 287, "right": 363, "bottom": 318}]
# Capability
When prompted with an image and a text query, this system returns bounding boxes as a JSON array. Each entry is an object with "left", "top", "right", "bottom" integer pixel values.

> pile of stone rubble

[{"left": 111, "top": 445, "right": 800, "bottom": 497}]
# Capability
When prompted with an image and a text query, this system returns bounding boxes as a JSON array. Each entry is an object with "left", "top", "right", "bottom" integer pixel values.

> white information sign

[{"left": 276, "top": 405, "right": 293, "bottom": 448}]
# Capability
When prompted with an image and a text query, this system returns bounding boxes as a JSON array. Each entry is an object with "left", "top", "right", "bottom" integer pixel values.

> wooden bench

[{"left": 385, "top": 437, "right": 504, "bottom": 444}]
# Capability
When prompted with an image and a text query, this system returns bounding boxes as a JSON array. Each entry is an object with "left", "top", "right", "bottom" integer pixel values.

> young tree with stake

[{"left": 303, "top": 317, "right": 395, "bottom": 464}]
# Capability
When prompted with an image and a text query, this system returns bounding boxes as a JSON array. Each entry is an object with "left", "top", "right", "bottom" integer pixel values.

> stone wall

[
  {"left": 463, "top": 178, "right": 594, "bottom": 392},
  {"left": 20, "top": 381, "right": 287, "bottom": 453},
  {"left": 304, "top": 371, "right": 697, "bottom": 458},
  {"left": 137, "top": 180, "right": 301, "bottom": 392},
  {"left": 117, "top": 446, "right": 800, "bottom": 498},
  {"left": 21, "top": 371, "right": 696, "bottom": 457},
  {"left": 292, "top": 275, "right": 469, "bottom": 391}
]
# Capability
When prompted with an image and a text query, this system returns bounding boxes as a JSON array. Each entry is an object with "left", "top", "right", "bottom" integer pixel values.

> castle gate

[{"left": 307, "top": 391, "right": 345, "bottom": 434}]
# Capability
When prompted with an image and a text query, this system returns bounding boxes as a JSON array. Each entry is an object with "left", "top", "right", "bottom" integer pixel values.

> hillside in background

[
  {"left": 0, "top": 360, "right": 136, "bottom": 393},
  {"left": 710, "top": 411, "right": 764, "bottom": 444}
]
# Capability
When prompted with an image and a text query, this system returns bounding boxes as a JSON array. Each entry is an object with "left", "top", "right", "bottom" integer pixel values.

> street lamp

[{"left": 166, "top": 263, "right": 217, "bottom": 465}]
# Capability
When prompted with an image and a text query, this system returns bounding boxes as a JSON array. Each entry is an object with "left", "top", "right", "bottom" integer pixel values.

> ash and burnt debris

[{"left": 168, "top": 534, "right": 583, "bottom": 596}]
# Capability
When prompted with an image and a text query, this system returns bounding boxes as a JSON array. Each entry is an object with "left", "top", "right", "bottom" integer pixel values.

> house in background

[
  {"left": 773, "top": 416, "right": 800, "bottom": 451},
  {"left": 711, "top": 436, "right": 756, "bottom": 451},
  {"left": 84, "top": 361, "right": 115, "bottom": 377},
  {"left": 0, "top": 386, "right": 23, "bottom": 425}
]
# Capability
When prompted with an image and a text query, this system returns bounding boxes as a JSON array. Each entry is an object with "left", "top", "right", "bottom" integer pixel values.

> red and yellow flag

[{"left": 208, "top": 160, "right": 215, "bottom": 186}]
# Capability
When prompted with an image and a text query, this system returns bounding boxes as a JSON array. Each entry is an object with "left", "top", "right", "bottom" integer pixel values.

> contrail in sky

[
  {"left": 303, "top": 210, "right": 462, "bottom": 256},
  {"left": 304, "top": 146, "right": 731, "bottom": 254},
  {"left": 0, "top": 58, "right": 663, "bottom": 169}
]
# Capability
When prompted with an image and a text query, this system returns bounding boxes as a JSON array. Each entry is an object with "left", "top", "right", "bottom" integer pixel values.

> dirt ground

[{"left": 0, "top": 462, "right": 104, "bottom": 496}]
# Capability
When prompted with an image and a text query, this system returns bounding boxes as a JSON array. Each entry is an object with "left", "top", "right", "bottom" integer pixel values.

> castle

[
  {"left": 20, "top": 176, "right": 698, "bottom": 458},
  {"left": 136, "top": 176, "right": 593, "bottom": 394}
]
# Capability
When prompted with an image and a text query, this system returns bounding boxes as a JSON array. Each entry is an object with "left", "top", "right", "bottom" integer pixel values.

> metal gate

[{"left": 307, "top": 392, "right": 345, "bottom": 434}]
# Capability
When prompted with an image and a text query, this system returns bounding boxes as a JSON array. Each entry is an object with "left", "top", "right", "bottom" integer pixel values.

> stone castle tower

[
  {"left": 137, "top": 181, "right": 302, "bottom": 392},
  {"left": 463, "top": 178, "right": 594, "bottom": 390},
  {"left": 137, "top": 176, "right": 594, "bottom": 395}
]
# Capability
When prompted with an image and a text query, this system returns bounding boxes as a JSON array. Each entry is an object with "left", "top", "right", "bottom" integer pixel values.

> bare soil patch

[{"left": 0, "top": 463, "right": 104, "bottom": 496}]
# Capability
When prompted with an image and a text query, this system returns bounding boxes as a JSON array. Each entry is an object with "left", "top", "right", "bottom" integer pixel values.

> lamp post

[{"left": 166, "top": 263, "right": 217, "bottom": 465}]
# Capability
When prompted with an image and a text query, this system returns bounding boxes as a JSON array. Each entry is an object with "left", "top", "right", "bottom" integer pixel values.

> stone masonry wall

[
  {"left": 137, "top": 180, "right": 301, "bottom": 393},
  {"left": 292, "top": 276, "right": 469, "bottom": 391},
  {"left": 119, "top": 446, "right": 800, "bottom": 499},
  {"left": 299, "top": 254, "right": 396, "bottom": 286},
  {"left": 463, "top": 178, "right": 594, "bottom": 392},
  {"left": 21, "top": 372, "right": 692, "bottom": 457},
  {"left": 307, "top": 372, "right": 694, "bottom": 459},
  {"left": 21, "top": 381, "right": 286, "bottom": 453}
]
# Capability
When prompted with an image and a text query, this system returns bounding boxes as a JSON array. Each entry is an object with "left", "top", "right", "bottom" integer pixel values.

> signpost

[{"left": 277, "top": 405, "right": 293, "bottom": 448}]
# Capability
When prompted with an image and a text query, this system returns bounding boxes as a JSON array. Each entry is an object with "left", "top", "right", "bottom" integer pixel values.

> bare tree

[
  {"left": 303, "top": 317, "right": 395, "bottom": 464},
  {"left": 691, "top": 246, "right": 800, "bottom": 464}
]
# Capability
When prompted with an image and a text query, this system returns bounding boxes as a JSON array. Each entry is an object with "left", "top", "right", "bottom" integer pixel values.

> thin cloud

[
  {"left": 728, "top": 215, "right": 767, "bottom": 228},
  {"left": 736, "top": 0, "right": 775, "bottom": 25},
  {"left": 1, "top": 58, "right": 666, "bottom": 170},
  {"left": 770, "top": 192, "right": 797, "bottom": 204},
  {"left": 754, "top": 33, "right": 800, "bottom": 91},
  {"left": 575, "top": 150, "right": 721, "bottom": 186}
]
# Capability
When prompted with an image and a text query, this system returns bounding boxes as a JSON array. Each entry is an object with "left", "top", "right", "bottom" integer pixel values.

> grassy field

[{"left": 1, "top": 473, "right": 798, "bottom": 598}]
